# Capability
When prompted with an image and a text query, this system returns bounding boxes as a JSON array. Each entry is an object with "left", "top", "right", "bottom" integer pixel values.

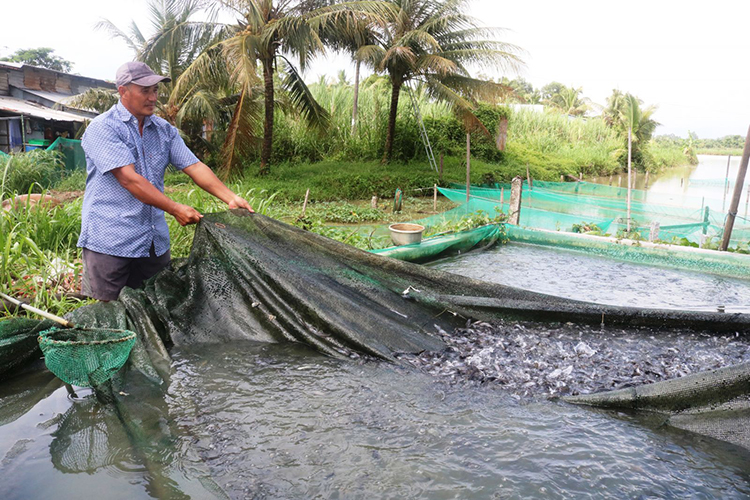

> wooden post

[
  {"left": 301, "top": 188, "right": 310, "bottom": 217},
  {"left": 579, "top": 171, "right": 583, "bottom": 182},
  {"left": 466, "top": 132, "right": 471, "bottom": 203},
  {"left": 20, "top": 115, "right": 26, "bottom": 150},
  {"left": 560, "top": 175, "right": 564, "bottom": 182},
  {"left": 508, "top": 176, "right": 523, "bottom": 225},
  {"left": 371, "top": 195, "right": 378, "bottom": 209},
  {"left": 649, "top": 221, "right": 660, "bottom": 242},
  {"left": 723, "top": 155, "right": 731, "bottom": 212},
  {"left": 433, "top": 184, "right": 437, "bottom": 212},
  {"left": 745, "top": 183, "right": 750, "bottom": 219},
  {"left": 608, "top": 174, "right": 613, "bottom": 186},
  {"left": 526, "top": 163, "right": 532, "bottom": 191},
  {"left": 439, "top": 152, "right": 444, "bottom": 183},
  {"left": 627, "top": 127, "right": 632, "bottom": 232},
  {"left": 644, "top": 170, "right": 650, "bottom": 189},
  {"left": 720, "top": 126, "right": 750, "bottom": 251},
  {"left": 618, "top": 175, "right": 622, "bottom": 187},
  {"left": 500, "top": 187, "right": 504, "bottom": 206}
]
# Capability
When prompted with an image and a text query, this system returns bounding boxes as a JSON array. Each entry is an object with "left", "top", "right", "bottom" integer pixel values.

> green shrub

[{"left": 0, "top": 150, "right": 66, "bottom": 197}]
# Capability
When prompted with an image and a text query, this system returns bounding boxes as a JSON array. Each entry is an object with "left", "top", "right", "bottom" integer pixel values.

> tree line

[{"left": 12, "top": 1, "right": 685, "bottom": 176}]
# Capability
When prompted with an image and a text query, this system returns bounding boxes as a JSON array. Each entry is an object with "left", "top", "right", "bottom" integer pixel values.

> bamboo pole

[
  {"left": 526, "top": 163, "right": 532, "bottom": 191},
  {"left": 301, "top": 188, "right": 310, "bottom": 217},
  {"left": 466, "top": 132, "right": 471, "bottom": 203},
  {"left": 627, "top": 127, "right": 632, "bottom": 232},
  {"left": 720, "top": 126, "right": 750, "bottom": 251},
  {"left": 433, "top": 184, "right": 437, "bottom": 212},
  {"left": 439, "top": 152, "right": 444, "bottom": 183},
  {"left": 723, "top": 155, "right": 731, "bottom": 212}
]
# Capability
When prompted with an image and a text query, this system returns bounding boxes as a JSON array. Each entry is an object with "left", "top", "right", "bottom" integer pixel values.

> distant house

[{"left": 0, "top": 62, "right": 114, "bottom": 153}]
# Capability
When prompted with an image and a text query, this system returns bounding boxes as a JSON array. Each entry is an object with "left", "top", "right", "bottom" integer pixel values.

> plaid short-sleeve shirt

[{"left": 77, "top": 101, "right": 199, "bottom": 258}]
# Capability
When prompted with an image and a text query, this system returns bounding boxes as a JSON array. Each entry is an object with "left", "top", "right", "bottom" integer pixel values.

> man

[{"left": 78, "top": 61, "right": 253, "bottom": 301}]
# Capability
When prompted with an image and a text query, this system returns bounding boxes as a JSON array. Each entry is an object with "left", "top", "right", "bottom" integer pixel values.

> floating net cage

[
  {"left": 442, "top": 181, "right": 750, "bottom": 247},
  {"left": 37, "top": 327, "right": 136, "bottom": 387}
]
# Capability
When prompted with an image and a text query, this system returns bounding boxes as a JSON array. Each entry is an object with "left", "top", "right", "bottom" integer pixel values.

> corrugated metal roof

[
  {"left": 22, "top": 88, "right": 75, "bottom": 104},
  {"left": 0, "top": 95, "right": 88, "bottom": 123}
]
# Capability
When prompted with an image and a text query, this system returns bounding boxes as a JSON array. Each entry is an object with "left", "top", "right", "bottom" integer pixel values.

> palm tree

[
  {"left": 94, "top": 0, "right": 228, "bottom": 126},
  {"left": 603, "top": 90, "right": 659, "bottom": 169},
  {"left": 366, "top": 0, "right": 522, "bottom": 162},
  {"left": 543, "top": 85, "right": 589, "bottom": 117},
  {"left": 318, "top": 12, "right": 382, "bottom": 135},
  {"left": 176, "top": 0, "right": 364, "bottom": 176}
]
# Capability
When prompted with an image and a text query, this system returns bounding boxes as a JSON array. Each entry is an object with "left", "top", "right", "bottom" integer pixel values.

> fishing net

[
  {"left": 1, "top": 210, "right": 750, "bottom": 472},
  {"left": 37, "top": 326, "right": 136, "bottom": 387},
  {"left": 0, "top": 318, "right": 55, "bottom": 379},
  {"left": 565, "top": 362, "right": 750, "bottom": 451}
]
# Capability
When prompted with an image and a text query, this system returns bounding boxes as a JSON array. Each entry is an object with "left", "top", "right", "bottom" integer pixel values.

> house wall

[
  {"left": 0, "top": 71, "right": 8, "bottom": 96},
  {"left": 0, "top": 65, "right": 113, "bottom": 97}
]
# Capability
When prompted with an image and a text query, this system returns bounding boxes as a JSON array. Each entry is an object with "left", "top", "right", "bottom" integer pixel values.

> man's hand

[
  {"left": 169, "top": 202, "right": 203, "bottom": 226},
  {"left": 228, "top": 195, "right": 254, "bottom": 213}
]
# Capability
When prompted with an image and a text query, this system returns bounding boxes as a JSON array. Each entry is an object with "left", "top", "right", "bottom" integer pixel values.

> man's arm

[
  {"left": 182, "top": 162, "right": 254, "bottom": 212},
  {"left": 112, "top": 165, "right": 203, "bottom": 226}
]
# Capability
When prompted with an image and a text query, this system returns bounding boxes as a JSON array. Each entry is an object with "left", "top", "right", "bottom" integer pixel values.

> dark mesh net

[
  {"left": 565, "top": 362, "right": 750, "bottom": 450},
  {"left": 3, "top": 211, "right": 750, "bottom": 458}
]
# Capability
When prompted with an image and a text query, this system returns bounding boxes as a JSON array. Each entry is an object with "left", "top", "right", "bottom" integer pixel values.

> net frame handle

[{"left": 0, "top": 292, "right": 75, "bottom": 328}]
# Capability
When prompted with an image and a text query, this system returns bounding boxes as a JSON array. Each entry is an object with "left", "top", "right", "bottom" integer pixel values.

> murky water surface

[
  {"left": 4, "top": 156, "right": 750, "bottom": 498},
  {"left": 2, "top": 341, "right": 750, "bottom": 499},
  {"left": 432, "top": 242, "right": 750, "bottom": 312}
]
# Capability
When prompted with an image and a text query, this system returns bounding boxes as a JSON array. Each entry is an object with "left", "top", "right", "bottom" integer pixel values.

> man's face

[{"left": 119, "top": 83, "right": 159, "bottom": 118}]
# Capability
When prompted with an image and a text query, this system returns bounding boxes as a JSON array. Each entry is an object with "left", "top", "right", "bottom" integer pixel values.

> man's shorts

[{"left": 81, "top": 244, "right": 170, "bottom": 301}]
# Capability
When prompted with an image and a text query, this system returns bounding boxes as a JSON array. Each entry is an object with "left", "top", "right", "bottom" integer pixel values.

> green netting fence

[
  {"left": 45, "top": 137, "right": 85, "bottom": 171},
  {"left": 444, "top": 182, "right": 750, "bottom": 246},
  {"left": 506, "top": 226, "right": 750, "bottom": 279}
]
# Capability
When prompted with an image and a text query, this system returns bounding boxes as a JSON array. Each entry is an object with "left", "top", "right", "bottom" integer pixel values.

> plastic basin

[{"left": 389, "top": 223, "right": 425, "bottom": 246}]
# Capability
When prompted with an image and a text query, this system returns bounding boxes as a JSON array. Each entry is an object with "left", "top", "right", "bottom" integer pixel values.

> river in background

[{"left": 589, "top": 154, "right": 749, "bottom": 215}]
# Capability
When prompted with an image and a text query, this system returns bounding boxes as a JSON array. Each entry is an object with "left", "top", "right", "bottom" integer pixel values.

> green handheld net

[{"left": 37, "top": 327, "right": 136, "bottom": 387}]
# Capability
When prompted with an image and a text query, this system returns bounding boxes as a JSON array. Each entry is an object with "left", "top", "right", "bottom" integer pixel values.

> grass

[{"left": 1, "top": 150, "right": 67, "bottom": 198}]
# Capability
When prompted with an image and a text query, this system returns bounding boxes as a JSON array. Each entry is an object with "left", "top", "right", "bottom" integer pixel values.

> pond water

[
  {"left": 3, "top": 157, "right": 750, "bottom": 498},
  {"left": 3, "top": 343, "right": 750, "bottom": 500},
  {"left": 432, "top": 242, "right": 750, "bottom": 313}
]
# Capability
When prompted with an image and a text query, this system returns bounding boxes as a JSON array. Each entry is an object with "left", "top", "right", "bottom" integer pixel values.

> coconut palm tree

[
  {"left": 603, "top": 90, "right": 660, "bottom": 169},
  {"left": 317, "top": 11, "right": 383, "bottom": 135},
  {"left": 543, "top": 85, "right": 589, "bottom": 117},
  {"left": 176, "top": 0, "right": 373, "bottom": 176},
  {"left": 365, "top": 0, "right": 522, "bottom": 163},
  {"left": 94, "top": 0, "right": 228, "bottom": 126}
]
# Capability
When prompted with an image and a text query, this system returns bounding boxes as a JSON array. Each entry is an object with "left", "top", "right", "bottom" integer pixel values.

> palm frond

[
  {"left": 65, "top": 88, "right": 119, "bottom": 114},
  {"left": 278, "top": 56, "right": 331, "bottom": 133},
  {"left": 94, "top": 19, "right": 141, "bottom": 53}
]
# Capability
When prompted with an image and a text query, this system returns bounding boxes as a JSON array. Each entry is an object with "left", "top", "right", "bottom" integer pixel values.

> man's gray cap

[{"left": 116, "top": 62, "right": 171, "bottom": 87}]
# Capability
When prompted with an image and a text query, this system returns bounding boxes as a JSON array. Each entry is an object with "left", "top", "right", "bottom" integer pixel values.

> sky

[{"left": 2, "top": 0, "right": 748, "bottom": 139}]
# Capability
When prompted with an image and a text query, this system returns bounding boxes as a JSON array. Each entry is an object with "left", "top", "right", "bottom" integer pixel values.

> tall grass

[
  {"left": 263, "top": 76, "right": 685, "bottom": 180},
  {"left": 0, "top": 150, "right": 67, "bottom": 198}
]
